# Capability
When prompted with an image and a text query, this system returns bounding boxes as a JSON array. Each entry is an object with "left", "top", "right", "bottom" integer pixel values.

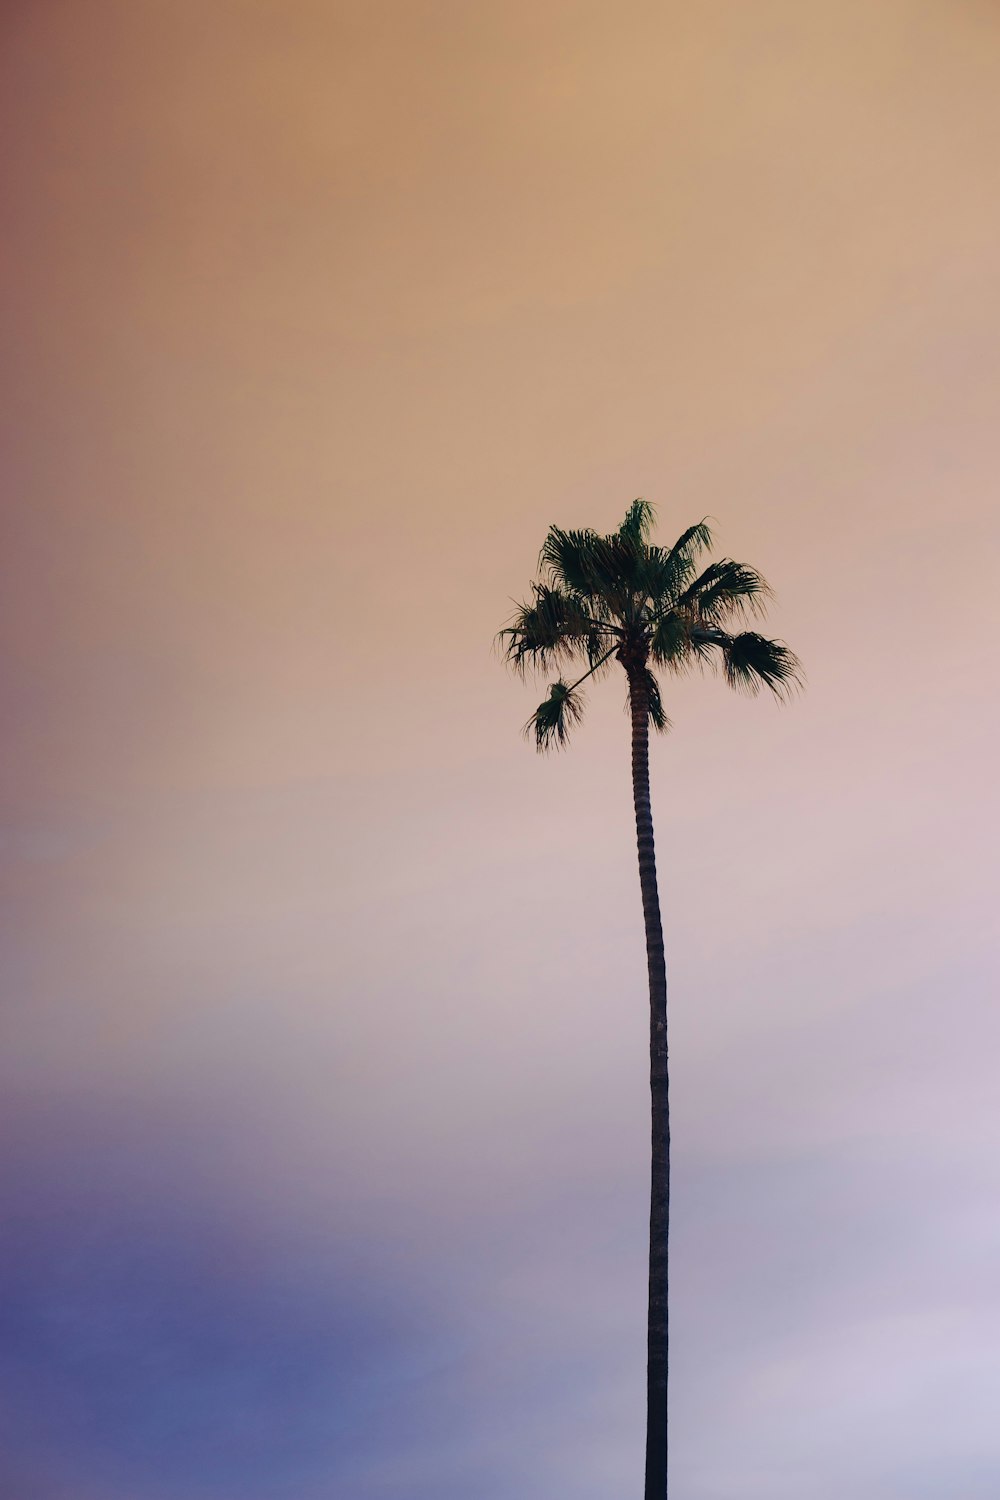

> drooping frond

[
  {"left": 498, "top": 583, "right": 604, "bottom": 676},
  {"left": 720, "top": 631, "right": 803, "bottom": 699},
  {"left": 526, "top": 679, "right": 586, "bottom": 751},
  {"left": 640, "top": 666, "right": 670, "bottom": 732},
  {"left": 678, "top": 559, "right": 771, "bottom": 623}
]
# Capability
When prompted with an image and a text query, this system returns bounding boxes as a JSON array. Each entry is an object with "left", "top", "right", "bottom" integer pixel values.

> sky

[{"left": 1, "top": 1, "right": 999, "bottom": 1496}]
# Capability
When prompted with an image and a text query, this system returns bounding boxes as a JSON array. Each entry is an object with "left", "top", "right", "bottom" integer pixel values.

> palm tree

[{"left": 499, "top": 500, "right": 800, "bottom": 1499}]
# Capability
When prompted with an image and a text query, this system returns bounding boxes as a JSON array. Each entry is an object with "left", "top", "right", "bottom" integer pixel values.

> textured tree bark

[{"left": 628, "top": 667, "right": 670, "bottom": 1500}]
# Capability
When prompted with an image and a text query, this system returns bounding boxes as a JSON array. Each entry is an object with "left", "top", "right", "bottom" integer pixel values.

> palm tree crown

[{"left": 500, "top": 499, "right": 801, "bottom": 745}]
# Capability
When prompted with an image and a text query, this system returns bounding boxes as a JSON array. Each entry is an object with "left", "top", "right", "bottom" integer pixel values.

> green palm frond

[
  {"left": 640, "top": 667, "right": 671, "bottom": 732},
  {"left": 539, "top": 526, "right": 611, "bottom": 596},
  {"left": 649, "top": 610, "right": 690, "bottom": 665},
  {"left": 540, "top": 509, "right": 711, "bottom": 614},
  {"left": 721, "top": 631, "right": 802, "bottom": 698},
  {"left": 616, "top": 498, "right": 656, "bottom": 544},
  {"left": 527, "top": 679, "right": 586, "bottom": 750},
  {"left": 541, "top": 521, "right": 648, "bottom": 611},
  {"left": 649, "top": 610, "right": 717, "bottom": 671},
  {"left": 602, "top": 504, "right": 667, "bottom": 609},
  {"left": 626, "top": 519, "right": 714, "bottom": 607},
  {"left": 664, "top": 519, "right": 713, "bottom": 571},
  {"left": 679, "top": 559, "right": 771, "bottom": 623},
  {"left": 498, "top": 583, "right": 601, "bottom": 675},
  {"left": 636, "top": 546, "right": 695, "bottom": 608}
]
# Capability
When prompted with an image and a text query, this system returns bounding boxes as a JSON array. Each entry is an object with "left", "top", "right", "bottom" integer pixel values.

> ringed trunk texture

[{"left": 628, "top": 668, "right": 670, "bottom": 1500}]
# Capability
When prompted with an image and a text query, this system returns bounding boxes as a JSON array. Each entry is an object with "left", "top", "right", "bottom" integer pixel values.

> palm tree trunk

[{"left": 628, "top": 668, "right": 670, "bottom": 1500}]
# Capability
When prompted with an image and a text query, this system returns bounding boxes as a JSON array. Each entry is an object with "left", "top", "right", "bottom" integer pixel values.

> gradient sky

[{"left": 2, "top": 3, "right": 999, "bottom": 1496}]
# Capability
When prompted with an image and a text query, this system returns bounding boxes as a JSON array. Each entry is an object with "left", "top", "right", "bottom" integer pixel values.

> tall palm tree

[{"left": 499, "top": 501, "right": 800, "bottom": 1499}]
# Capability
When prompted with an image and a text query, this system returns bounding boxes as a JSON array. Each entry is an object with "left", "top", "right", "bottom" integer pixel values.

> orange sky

[
  {"left": 5, "top": 0, "right": 1000, "bottom": 802},
  {"left": 2, "top": 4, "right": 999, "bottom": 1496}
]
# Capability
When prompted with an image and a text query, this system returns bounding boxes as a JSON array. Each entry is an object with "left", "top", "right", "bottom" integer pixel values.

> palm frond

[
  {"left": 616, "top": 498, "right": 656, "bottom": 544},
  {"left": 641, "top": 666, "right": 671, "bottom": 732},
  {"left": 664, "top": 518, "right": 713, "bottom": 570},
  {"left": 539, "top": 526, "right": 611, "bottom": 596},
  {"left": 498, "top": 583, "right": 600, "bottom": 676},
  {"left": 637, "top": 545, "right": 696, "bottom": 608},
  {"left": 649, "top": 610, "right": 690, "bottom": 665},
  {"left": 526, "top": 679, "right": 586, "bottom": 751},
  {"left": 721, "top": 631, "right": 803, "bottom": 699},
  {"left": 649, "top": 610, "right": 718, "bottom": 672},
  {"left": 628, "top": 519, "right": 714, "bottom": 608},
  {"left": 679, "top": 559, "right": 771, "bottom": 623},
  {"left": 541, "top": 522, "right": 654, "bottom": 612}
]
